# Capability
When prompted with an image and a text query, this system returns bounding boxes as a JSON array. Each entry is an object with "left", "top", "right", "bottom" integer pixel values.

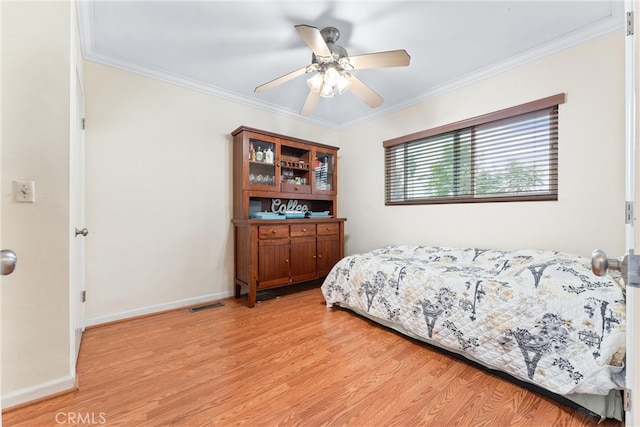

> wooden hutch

[{"left": 231, "top": 126, "right": 346, "bottom": 307}]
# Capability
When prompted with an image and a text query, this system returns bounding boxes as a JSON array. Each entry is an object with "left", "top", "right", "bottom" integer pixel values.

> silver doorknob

[
  {"left": 591, "top": 249, "right": 625, "bottom": 276},
  {"left": 592, "top": 249, "right": 611, "bottom": 276},
  {"left": 75, "top": 228, "right": 88, "bottom": 237},
  {"left": 592, "top": 248, "right": 640, "bottom": 287},
  {"left": 1, "top": 249, "right": 17, "bottom": 275}
]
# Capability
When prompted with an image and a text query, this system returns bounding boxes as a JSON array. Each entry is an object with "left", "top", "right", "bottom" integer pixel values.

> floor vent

[{"left": 189, "top": 302, "right": 224, "bottom": 313}]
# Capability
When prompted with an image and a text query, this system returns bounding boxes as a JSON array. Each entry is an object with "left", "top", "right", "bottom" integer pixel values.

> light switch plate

[{"left": 14, "top": 180, "right": 35, "bottom": 203}]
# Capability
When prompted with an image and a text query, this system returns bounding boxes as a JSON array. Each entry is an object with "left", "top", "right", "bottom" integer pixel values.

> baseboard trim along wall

[
  {"left": 84, "top": 291, "right": 233, "bottom": 327},
  {"left": 2, "top": 375, "right": 76, "bottom": 410}
]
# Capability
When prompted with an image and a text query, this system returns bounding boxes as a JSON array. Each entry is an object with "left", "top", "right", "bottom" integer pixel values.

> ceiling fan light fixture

[
  {"left": 308, "top": 65, "right": 350, "bottom": 98},
  {"left": 323, "top": 65, "right": 340, "bottom": 86},
  {"left": 337, "top": 73, "right": 352, "bottom": 94},
  {"left": 320, "top": 84, "right": 335, "bottom": 98},
  {"left": 307, "top": 72, "right": 324, "bottom": 93}
]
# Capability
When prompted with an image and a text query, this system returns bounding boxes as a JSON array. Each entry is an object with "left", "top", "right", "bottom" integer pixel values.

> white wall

[
  {"left": 83, "top": 61, "right": 338, "bottom": 325},
  {"left": 1, "top": 0, "right": 75, "bottom": 405},
  {"left": 339, "top": 31, "right": 626, "bottom": 258}
]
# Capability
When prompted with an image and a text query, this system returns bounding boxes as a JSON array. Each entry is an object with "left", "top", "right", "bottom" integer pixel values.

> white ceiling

[{"left": 77, "top": 1, "right": 624, "bottom": 129}]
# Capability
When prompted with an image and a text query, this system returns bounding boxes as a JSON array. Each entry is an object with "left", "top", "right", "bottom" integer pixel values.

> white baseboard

[
  {"left": 84, "top": 291, "right": 233, "bottom": 327},
  {"left": 2, "top": 375, "right": 76, "bottom": 409}
]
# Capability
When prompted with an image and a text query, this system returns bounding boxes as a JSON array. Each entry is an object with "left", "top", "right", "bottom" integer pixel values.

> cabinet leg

[{"left": 248, "top": 285, "right": 257, "bottom": 308}]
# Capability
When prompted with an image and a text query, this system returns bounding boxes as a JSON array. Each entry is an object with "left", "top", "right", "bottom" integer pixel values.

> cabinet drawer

[
  {"left": 317, "top": 222, "right": 339, "bottom": 236},
  {"left": 290, "top": 224, "right": 316, "bottom": 237},
  {"left": 258, "top": 225, "right": 290, "bottom": 239},
  {"left": 281, "top": 183, "right": 311, "bottom": 194}
]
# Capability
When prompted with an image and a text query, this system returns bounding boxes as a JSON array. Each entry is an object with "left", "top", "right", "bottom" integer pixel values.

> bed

[{"left": 321, "top": 245, "right": 626, "bottom": 421}]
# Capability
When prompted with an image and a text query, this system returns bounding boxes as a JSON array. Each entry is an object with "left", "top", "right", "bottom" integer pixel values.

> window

[{"left": 384, "top": 93, "right": 565, "bottom": 205}]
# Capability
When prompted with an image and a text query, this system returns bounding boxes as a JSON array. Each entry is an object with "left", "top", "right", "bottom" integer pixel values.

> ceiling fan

[{"left": 255, "top": 25, "right": 411, "bottom": 116}]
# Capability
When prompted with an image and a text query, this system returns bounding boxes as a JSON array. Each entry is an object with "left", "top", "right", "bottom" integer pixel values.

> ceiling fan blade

[
  {"left": 255, "top": 66, "right": 308, "bottom": 93},
  {"left": 300, "top": 88, "right": 321, "bottom": 116},
  {"left": 346, "top": 49, "right": 411, "bottom": 70},
  {"left": 347, "top": 75, "right": 383, "bottom": 108},
  {"left": 295, "top": 24, "right": 332, "bottom": 58}
]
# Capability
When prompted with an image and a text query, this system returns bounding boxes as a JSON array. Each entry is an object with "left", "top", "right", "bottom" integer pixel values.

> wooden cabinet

[
  {"left": 234, "top": 219, "right": 345, "bottom": 307},
  {"left": 231, "top": 126, "right": 346, "bottom": 307}
]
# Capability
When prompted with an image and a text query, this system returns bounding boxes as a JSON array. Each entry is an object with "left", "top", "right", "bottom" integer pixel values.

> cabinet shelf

[
  {"left": 282, "top": 164, "right": 309, "bottom": 171},
  {"left": 250, "top": 160, "right": 276, "bottom": 166}
]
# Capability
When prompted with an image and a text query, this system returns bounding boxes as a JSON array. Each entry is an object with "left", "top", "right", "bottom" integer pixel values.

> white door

[
  {"left": 70, "top": 69, "right": 86, "bottom": 368},
  {"left": 590, "top": 2, "right": 640, "bottom": 423}
]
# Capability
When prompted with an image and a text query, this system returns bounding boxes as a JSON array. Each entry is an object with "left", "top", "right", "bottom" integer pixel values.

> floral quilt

[{"left": 321, "top": 245, "right": 626, "bottom": 396}]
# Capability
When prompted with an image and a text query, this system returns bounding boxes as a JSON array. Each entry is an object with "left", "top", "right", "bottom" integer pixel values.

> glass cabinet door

[
  {"left": 280, "top": 143, "right": 311, "bottom": 195},
  {"left": 248, "top": 138, "right": 277, "bottom": 190},
  {"left": 313, "top": 149, "right": 336, "bottom": 194}
]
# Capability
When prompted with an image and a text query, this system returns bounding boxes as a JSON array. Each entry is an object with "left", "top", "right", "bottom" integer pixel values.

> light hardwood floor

[{"left": 3, "top": 284, "right": 621, "bottom": 426}]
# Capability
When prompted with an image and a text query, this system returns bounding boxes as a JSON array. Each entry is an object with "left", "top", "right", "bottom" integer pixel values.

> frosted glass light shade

[
  {"left": 307, "top": 73, "right": 323, "bottom": 93},
  {"left": 323, "top": 65, "right": 340, "bottom": 86},
  {"left": 337, "top": 74, "right": 352, "bottom": 94},
  {"left": 320, "top": 84, "right": 335, "bottom": 98}
]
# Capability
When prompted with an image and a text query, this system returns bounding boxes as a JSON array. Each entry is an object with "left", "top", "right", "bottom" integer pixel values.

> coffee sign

[{"left": 271, "top": 198, "right": 309, "bottom": 214}]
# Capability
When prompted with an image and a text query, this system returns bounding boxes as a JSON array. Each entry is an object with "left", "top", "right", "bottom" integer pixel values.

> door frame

[
  {"left": 1, "top": 2, "right": 4, "bottom": 424},
  {"left": 69, "top": 65, "right": 86, "bottom": 377},
  {"left": 628, "top": 1, "right": 639, "bottom": 425}
]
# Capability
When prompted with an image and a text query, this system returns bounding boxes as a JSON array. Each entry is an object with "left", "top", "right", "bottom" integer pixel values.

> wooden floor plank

[{"left": 3, "top": 285, "right": 621, "bottom": 426}]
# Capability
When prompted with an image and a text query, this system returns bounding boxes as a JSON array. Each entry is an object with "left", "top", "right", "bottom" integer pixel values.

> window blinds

[{"left": 384, "top": 95, "right": 563, "bottom": 205}]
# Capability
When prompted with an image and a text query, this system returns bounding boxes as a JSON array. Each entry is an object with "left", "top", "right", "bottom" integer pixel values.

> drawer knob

[
  {"left": 318, "top": 254, "right": 323, "bottom": 259},
  {"left": 302, "top": 228, "right": 306, "bottom": 232},
  {"left": 271, "top": 230, "right": 276, "bottom": 234}
]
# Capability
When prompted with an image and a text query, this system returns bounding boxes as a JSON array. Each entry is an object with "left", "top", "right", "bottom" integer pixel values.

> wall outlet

[{"left": 14, "top": 180, "right": 35, "bottom": 203}]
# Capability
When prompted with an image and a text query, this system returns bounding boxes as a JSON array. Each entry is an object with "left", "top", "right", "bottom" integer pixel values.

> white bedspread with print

[{"left": 321, "top": 245, "right": 626, "bottom": 397}]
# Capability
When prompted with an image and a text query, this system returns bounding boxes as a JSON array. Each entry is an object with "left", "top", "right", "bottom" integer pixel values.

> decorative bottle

[{"left": 265, "top": 147, "right": 274, "bottom": 164}]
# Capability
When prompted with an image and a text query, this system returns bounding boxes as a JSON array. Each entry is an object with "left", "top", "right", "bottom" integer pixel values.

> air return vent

[{"left": 189, "top": 302, "right": 224, "bottom": 313}]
